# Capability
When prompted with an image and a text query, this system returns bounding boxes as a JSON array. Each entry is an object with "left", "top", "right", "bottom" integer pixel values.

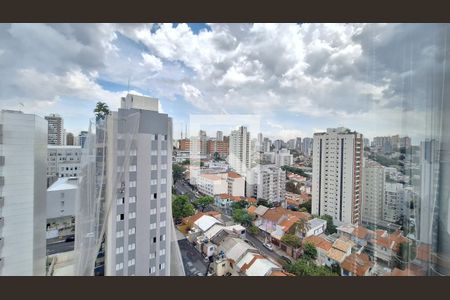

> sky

[{"left": 0, "top": 23, "right": 445, "bottom": 143}]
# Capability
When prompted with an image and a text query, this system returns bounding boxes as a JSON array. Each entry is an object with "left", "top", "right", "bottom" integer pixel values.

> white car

[{"left": 264, "top": 243, "right": 273, "bottom": 251}]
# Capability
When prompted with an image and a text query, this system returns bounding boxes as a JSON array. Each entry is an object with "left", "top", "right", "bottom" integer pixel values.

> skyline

[{"left": 1, "top": 23, "right": 442, "bottom": 143}]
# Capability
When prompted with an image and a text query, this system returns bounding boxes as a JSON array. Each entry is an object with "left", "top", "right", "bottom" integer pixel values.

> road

[
  {"left": 174, "top": 180, "right": 197, "bottom": 201},
  {"left": 47, "top": 240, "right": 74, "bottom": 255},
  {"left": 177, "top": 238, "right": 208, "bottom": 276},
  {"left": 245, "top": 232, "right": 292, "bottom": 266}
]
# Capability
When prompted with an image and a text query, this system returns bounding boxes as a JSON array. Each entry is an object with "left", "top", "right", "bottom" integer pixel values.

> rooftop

[
  {"left": 194, "top": 215, "right": 222, "bottom": 232},
  {"left": 303, "top": 235, "right": 332, "bottom": 252},
  {"left": 340, "top": 253, "right": 374, "bottom": 276},
  {"left": 47, "top": 177, "right": 78, "bottom": 192}
]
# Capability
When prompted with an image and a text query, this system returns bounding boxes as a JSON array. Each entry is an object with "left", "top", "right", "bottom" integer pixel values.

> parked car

[
  {"left": 264, "top": 243, "right": 273, "bottom": 251},
  {"left": 65, "top": 235, "right": 75, "bottom": 242}
]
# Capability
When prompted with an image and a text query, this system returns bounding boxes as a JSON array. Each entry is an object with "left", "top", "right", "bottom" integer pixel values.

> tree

[
  {"left": 299, "top": 200, "right": 312, "bottom": 214},
  {"left": 319, "top": 214, "right": 337, "bottom": 234},
  {"left": 285, "top": 258, "right": 338, "bottom": 276},
  {"left": 286, "top": 180, "right": 301, "bottom": 194},
  {"left": 181, "top": 159, "right": 190, "bottom": 165},
  {"left": 232, "top": 209, "right": 254, "bottom": 227},
  {"left": 281, "top": 234, "right": 302, "bottom": 248},
  {"left": 231, "top": 200, "right": 248, "bottom": 211},
  {"left": 248, "top": 225, "right": 260, "bottom": 236},
  {"left": 303, "top": 243, "right": 318, "bottom": 261},
  {"left": 172, "top": 195, "right": 195, "bottom": 222},
  {"left": 94, "top": 102, "right": 110, "bottom": 121},
  {"left": 290, "top": 218, "right": 309, "bottom": 237},
  {"left": 173, "top": 163, "right": 186, "bottom": 184},
  {"left": 213, "top": 152, "right": 221, "bottom": 161},
  {"left": 257, "top": 198, "right": 273, "bottom": 208},
  {"left": 193, "top": 195, "right": 214, "bottom": 212}
]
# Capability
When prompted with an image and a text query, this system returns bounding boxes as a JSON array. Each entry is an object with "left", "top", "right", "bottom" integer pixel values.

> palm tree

[
  {"left": 94, "top": 102, "right": 110, "bottom": 121},
  {"left": 291, "top": 218, "right": 310, "bottom": 238}
]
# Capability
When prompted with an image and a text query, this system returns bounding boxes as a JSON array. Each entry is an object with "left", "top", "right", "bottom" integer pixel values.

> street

[
  {"left": 244, "top": 232, "right": 291, "bottom": 266},
  {"left": 177, "top": 238, "right": 208, "bottom": 276},
  {"left": 47, "top": 240, "right": 74, "bottom": 255},
  {"left": 174, "top": 179, "right": 197, "bottom": 201}
]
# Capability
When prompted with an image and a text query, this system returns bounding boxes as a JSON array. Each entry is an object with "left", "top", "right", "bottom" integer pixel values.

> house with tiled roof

[
  {"left": 340, "top": 253, "right": 374, "bottom": 276},
  {"left": 303, "top": 235, "right": 333, "bottom": 266},
  {"left": 325, "top": 238, "right": 355, "bottom": 267},
  {"left": 366, "top": 229, "right": 409, "bottom": 267}
]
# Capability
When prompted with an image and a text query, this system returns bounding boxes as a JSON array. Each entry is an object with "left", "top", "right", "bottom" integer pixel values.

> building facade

[
  {"left": 45, "top": 113, "right": 64, "bottom": 145},
  {"left": 362, "top": 160, "right": 385, "bottom": 224},
  {"left": 246, "top": 164, "right": 286, "bottom": 206},
  {"left": 229, "top": 126, "right": 251, "bottom": 176},
  {"left": 312, "top": 127, "right": 363, "bottom": 225},
  {"left": 47, "top": 145, "right": 82, "bottom": 187},
  {"left": 104, "top": 94, "right": 172, "bottom": 276},
  {"left": 0, "top": 110, "right": 47, "bottom": 275}
]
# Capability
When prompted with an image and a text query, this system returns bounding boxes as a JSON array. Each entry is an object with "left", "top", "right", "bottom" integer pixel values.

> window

[
  {"left": 116, "top": 263, "right": 123, "bottom": 271},
  {"left": 116, "top": 246, "right": 124, "bottom": 254},
  {"left": 150, "top": 266, "right": 156, "bottom": 274},
  {"left": 129, "top": 165, "right": 137, "bottom": 172},
  {"left": 150, "top": 208, "right": 157, "bottom": 215},
  {"left": 159, "top": 263, "right": 165, "bottom": 270},
  {"left": 129, "top": 196, "right": 136, "bottom": 203},
  {"left": 128, "top": 258, "right": 135, "bottom": 266},
  {"left": 153, "top": 237, "right": 157, "bottom": 243},
  {"left": 128, "top": 243, "right": 136, "bottom": 251},
  {"left": 149, "top": 252, "right": 156, "bottom": 259},
  {"left": 129, "top": 212, "right": 136, "bottom": 219},
  {"left": 153, "top": 193, "right": 157, "bottom": 199},
  {"left": 160, "top": 234, "right": 166, "bottom": 241},
  {"left": 160, "top": 192, "right": 166, "bottom": 199},
  {"left": 151, "top": 179, "right": 157, "bottom": 185},
  {"left": 129, "top": 227, "right": 136, "bottom": 235},
  {"left": 130, "top": 149, "right": 137, "bottom": 156},
  {"left": 117, "top": 214, "right": 124, "bottom": 221},
  {"left": 117, "top": 197, "right": 125, "bottom": 205},
  {"left": 160, "top": 206, "right": 166, "bottom": 213},
  {"left": 116, "top": 230, "right": 124, "bottom": 238},
  {"left": 161, "top": 164, "right": 167, "bottom": 170},
  {"left": 161, "top": 150, "right": 167, "bottom": 155},
  {"left": 151, "top": 165, "right": 157, "bottom": 170},
  {"left": 151, "top": 150, "right": 158, "bottom": 155},
  {"left": 129, "top": 181, "right": 136, "bottom": 188},
  {"left": 150, "top": 223, "right": 156, "bottom": 230},
  {"left": 160, "top": 249, "right": 166, "bottom": 256},
  {"left": 161, "top": 178, "right": 166, "bottom": 184},
  {"left": 160, "top": 220, "right": 166, "bottom": 227}
]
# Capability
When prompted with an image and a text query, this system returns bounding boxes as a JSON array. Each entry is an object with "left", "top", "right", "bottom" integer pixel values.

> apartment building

[
  {"left": 229, "top": 126, "right": 251, "bottom": 176},
  {"left": 274, "top": 148, "right": 293, "bottom": 167},
  {"left": 0, "top": 110, "right": 47, "bottom": 275},
  {"left": 104, "top": 94, "right": 172, "bottom": 276},
  {"left": 312, "top": 127, "right": 363, "bottom": 226},
  {"left": 207, "top": 140, "right": 229, "bottom": 159},
  {"left": 45, "top": 113, "right": 64, "bottom": 145},
  {"left": 362, "top": 160, "right": 385, "bottom": 224},
  {"left": 246, "top": 164, "right": 286, "bottom": 206},
  {"left": 47, "top": 145, "right": 82, "bottom": 187}
]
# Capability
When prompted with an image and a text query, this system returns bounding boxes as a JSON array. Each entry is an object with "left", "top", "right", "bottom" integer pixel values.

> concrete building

[
  {"left": 272, "top": 139, "right": 284, "bottom": 151},
  {"left": 362, "top": 160, "right": 385, "bottom": 224},
  {"left": 302, "top": 137, "right": 313, "bottom": 156},
  {"left": 47, "top": 145, "right": 82, "bottom": 187},
  {"left": 246, "top": 164, "right": 286, "bottom": 206},
  {"left": 295, "top": 137, "right": 302, "bottom": 151},
  {"left": 46, "top": 177, "right": 77, "bottom": 239},
  {"left": 45, "top": 113, "right": 64, "bottom": 145},
  {"left": 383, "top": 182, "right": 405, "bottom": 223},
  {"left": 216, "top": 131, "right": 223, "bottom": 142},
  {"left": 196, "top": 173, "right": 227, "bottom": 196},
  {"left": 263, "top": 138, "right": 271, "bottom": 153},
  {"left": 312, "top": 127, "right": 364, "bottom": 225},
  {"left": 104, "top": 94, "right": 172, "bottom": 276},
  {"left": 274, "top": 148, "right": 293, "bottom": 167},
  {"left": 208, "top": 140, "right": 229, "bottom": 159},
  {"left": 229, "top": 126, "right": 251, "bottom": 176},
  {"left": 226, "top": 171, "right": 245, "bottom": 197},
  {"left": 0, "top": 110, "right": 47, "bottom": 275},
  {"left": 66, "top": 132, "right": 75, "bottom": 146},
  {"left": 78, "top": 131, "right": 88, "bottom": 148},
  {"left": 286, "top": 139, "right": 296, "bottom": 150}
]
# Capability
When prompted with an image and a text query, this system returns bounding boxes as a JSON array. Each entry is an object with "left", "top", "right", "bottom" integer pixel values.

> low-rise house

[
  {"left": 304, "top": 218, "right": 327, "bottom": 237},
  {"left": 302, "top": 235, "right": 333, "bottom": 266},
  {"left": 340, "top": 253, "right": 374, "bottom": 276},
  {"left": 366, "top": 229, "right": 409, "bottom": 267},
  {"left": 287, "top": 172, "right": 307, "bottom": 183},
  {"left": 325, "top": 238, "right": 355, "bottom": 267},
  {"left": 213, "top": 237, "right": 258, "bottom": 276},
  {"left": 214, "top": 193, "right": 243, "bottom": 209},
  {"left": 237, "top": 252, "right": 283, "bottom": 276},
  {"left": 336, "top": 224, "right": 373, "bottom": 247}
]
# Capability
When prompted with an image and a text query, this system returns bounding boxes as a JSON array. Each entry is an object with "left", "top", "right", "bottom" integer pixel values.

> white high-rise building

[
  {"left": 0, "top": 110, "right": 47, "bottom": 275},
  {"left": 383, "top": 182, "right": 405, "bottom": 223},
  {"left": 228, "top": 126, "right": 251, "bottom": 176},
  {"left": 362, "top": 160, "right": 385, "bottom": 224},
  {"left": 302, "top": 137, "right": 313, "bottom": 156},
  {"left": 104, "top": 94, "right": 173, "bottom": 276},
  {"left": 216, "top": 131, "right": 223, "bottom": 142},
  {"left": 45, "top": 113, "right": 64, "bottom": 145},
  {"left": 312, "top": 127, "right": 363, "bottom": 225},
  {"left": 246, "top": 164, "right": 286, "bottom": 206},
  {"left": 274, "top": 148, "right": 293, "bottom": 167}
]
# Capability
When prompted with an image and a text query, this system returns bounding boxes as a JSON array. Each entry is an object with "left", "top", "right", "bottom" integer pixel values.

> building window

[
  {"left": 116, "top": 263, "right": 124, "bottom": 271},
  {"left": 160, "top": 249, "right": 166, "bottom": 256},
  {"left": 159, "top": 263, "right": 165, "bottom": 270},
  {"left": 161, "top": 164, "right": 167, "bottom": 170},
  {"left": 160, "top": 234, "right": 166, "bottom": 241},
  {"left": 116, "top": 246, "right": 124, "bottom": 254},
  {"left": 128, "top": 258, "right": 136, "bottom": 266},
  {"left": 161, "top": 178, "right": 166, "bottom": 184},
  {"left": 116, "top": 230, "right": 124, "bottom": 238},
  {"left": 129, "top": 196, "right": 136, "bottom": 203},
  {"left": 130, "top": 149, "right": 137, "bottom": 156},
  {"left": 160, "top": 220, "right": 166, "bottom": 227},
  {"left": 160, "top": 206, "right": 166, "bottom": 213},
  {"left": 150, "top": 266, "right": 156, "bottom": 274},
  {"left": 151, "top": 165, "right": 157, "bottom": 170},
  {"left": 129, "top": 181, "right": 136, "bottom": 188},
  {"left": 150, "top": 208, "right": 157, "bottom": 215},
  {"left": 117, "top": 214, "right": 124, "bottom": 221},
  {"left": 151, "top": 179, "right": 157, "bottom": 185},
  {"left": 129, "top": 227, "right": 136, "bottom": 235},
  {"left": 129, "top": 165, "right": 137, "bottom": 172},
  {"left": 129, "top": 212, "right": 136, "bottom": 219},
  {"left": 117, "top": 197, "right": 125, "bottom": 205},
  {"left": 150, "top": 223, "right": 156, "bottom": 230},
  {"left": 128, "top": 243, "right": 136, "bottom": 251}
]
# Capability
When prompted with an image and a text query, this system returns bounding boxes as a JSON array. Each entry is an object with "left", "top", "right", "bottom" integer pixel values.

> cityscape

[{"left": 0, "top": 23, "right": 449, "bottom": 276}]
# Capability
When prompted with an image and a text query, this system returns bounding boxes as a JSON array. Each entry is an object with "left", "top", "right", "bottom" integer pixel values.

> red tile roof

[
  {"left": 303, "top": 235, "right": 333, "bottom": 252},
  {"left": 340, "top": 253, "right": 374, "bottom": 276}
]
